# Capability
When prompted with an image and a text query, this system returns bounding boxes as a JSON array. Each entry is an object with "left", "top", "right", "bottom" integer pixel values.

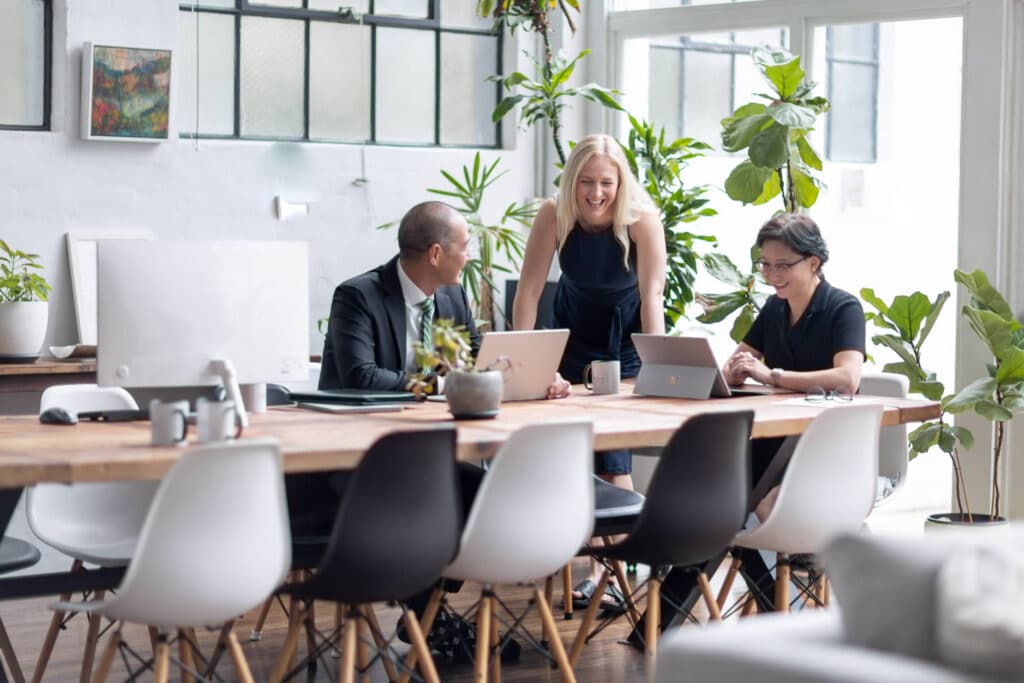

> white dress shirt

[{"left": 396, "top": 260, "right": 434, "bottom": 372}]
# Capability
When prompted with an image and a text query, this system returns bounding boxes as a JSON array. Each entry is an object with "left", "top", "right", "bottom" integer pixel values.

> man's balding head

[{"left": 397, "top": 201, "right": 463, "bottom": 260}]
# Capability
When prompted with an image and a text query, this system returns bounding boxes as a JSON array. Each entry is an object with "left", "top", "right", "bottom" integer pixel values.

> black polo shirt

[{"left": 743, "top": 279, "right": 866, "bottom": 371}]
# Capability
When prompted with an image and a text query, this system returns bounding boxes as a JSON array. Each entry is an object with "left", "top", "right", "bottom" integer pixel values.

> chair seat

[
  {"left": 45, "top": 538, "right": 136, "bottom": 567},
  {"left": 0, "top": 537, "right": 42, "bottom": 574},
  {"left": 593, "top": 476, "right": 645, "bottom": 537}
]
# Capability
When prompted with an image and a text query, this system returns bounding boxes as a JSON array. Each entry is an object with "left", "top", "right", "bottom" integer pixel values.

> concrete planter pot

[
  {"left": 445, "top": 369, "right": 503, "bottom": 419},
  {"left": 0, "top": 301, "right": 48, "bottom": 360},
  {"left": 925, "top": 512, "right": 1009, "bottom": 535}
]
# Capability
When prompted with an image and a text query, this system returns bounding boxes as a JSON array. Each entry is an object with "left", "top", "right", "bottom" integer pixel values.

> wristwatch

[{"left": 770, "top": 368, "right": 784, "bottom": 386}]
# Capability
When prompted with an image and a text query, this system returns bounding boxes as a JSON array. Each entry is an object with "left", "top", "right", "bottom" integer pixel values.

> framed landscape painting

[{"left": 81, "top": 43, "right": 172, "bottom": 142}]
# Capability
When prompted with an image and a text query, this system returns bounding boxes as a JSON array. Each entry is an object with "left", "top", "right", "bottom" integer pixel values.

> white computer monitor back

[{"left": 97, "top": 240, "right": 309, "bottom": 388}]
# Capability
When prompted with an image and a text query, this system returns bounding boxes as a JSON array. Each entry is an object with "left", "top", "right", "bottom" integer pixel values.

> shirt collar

[
  {"left": 808, "top": 278, "right": 831, "bottom": 313},
  {"left": 396, "top": 259, "right": 430, "bottom": 308}
]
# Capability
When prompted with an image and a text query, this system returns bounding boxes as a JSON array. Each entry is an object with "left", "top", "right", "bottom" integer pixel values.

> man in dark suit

[{"left": 320, "top": 200, "right": 480, "bottom": 390}]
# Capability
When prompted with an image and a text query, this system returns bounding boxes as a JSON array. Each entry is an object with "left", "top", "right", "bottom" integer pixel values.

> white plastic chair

[
  {"left": 859, "top": 372, "right": 911, "bottom": 505},
  {"left": 404, "top": 420, "right": 594, "bottom": 683},
  {"left": 58, "top": 438, "right": 291, "bottom": 683},
  {"left": 30, "top": 384, "right": 161, "bottom": 683},
  {"left": 732, "top": 404, "right": 884, "bottom": 612}
]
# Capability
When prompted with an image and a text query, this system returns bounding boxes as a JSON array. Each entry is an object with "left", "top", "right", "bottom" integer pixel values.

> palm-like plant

[{"left": 0, "top": 239, "right": 50, "bottom": 302}]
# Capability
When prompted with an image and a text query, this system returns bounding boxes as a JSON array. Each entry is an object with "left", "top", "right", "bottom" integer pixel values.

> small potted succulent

[
  {"left": 407, "top": 318, "right": 506, "bottom": 419},
  {"left": 0, "top": 239, "right": 51, "bottom": 361}
]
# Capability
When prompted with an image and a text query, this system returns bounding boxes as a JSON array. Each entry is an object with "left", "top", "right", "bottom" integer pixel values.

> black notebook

[{"left": 288, "top": 388, "right": 417, "bottom": 405}]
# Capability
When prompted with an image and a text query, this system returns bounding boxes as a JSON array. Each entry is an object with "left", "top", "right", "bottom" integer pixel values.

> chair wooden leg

[
  {"left": 80, "top": 590, "right": 106, "bottom": 683},
  {"left": 775, "top": 555, "right": 791, "bottom": 613},
  {"left": 822, "top": 576, "right": 831, "bottom": 606},
  {"left": 489, "top": 596, "right": 501, "bottom": 683},
  {"left": 568, "top": 572, "right": 609, "bottom": 668},
  {"left": 610, "top": 561, "right": 642, "bottom": 628},
  {"left": 716, "top": 556, "right": 742, "bottom": 611},
  {"left": 153, "top": 636, "right": 170, "bottom": 683},
  {"left": 398, "top": 587, "right": 444, "bottom": 683},
  {"left": 645, "top": 576, "right": 661, "bottom": 661},
  {"left": 544, "top": 574, "right": 554, "bottom": 613},
  {"left": 0, "top": 617, "right": 27, "bottom": 683},
  {"left": 696, "top": 572, "right": 722, "bottom": 621},
  {"left": 740, "top": 595, "right": 758, "bottom": 617},
  {"left": 361, "top": 606, "right": 398, "bottom": 682},
  {"left": 401, "top": 610, "right": 440, "bottom": 683},
  {"left": 562, "top": 564, "right": 574, "bottom": 620},
  {"left": 32, "top": 559, "right": 83, "bottom": 683},
  {"left": 357, "top": 610, "right": 371, "bottom": 683},
  {"left": 339, "top": 608, "right": 358, "bottom": 683},
  {"left": 334, "top": 603, "right": 344, "bottom": 657},
  {"left": 534, "top": 587, "right": 576, "bottom": 683},
  {"left": 249, "top": 596, "right": 275, "bottom": 641},
  {"left": 90, "top": 628, "right": 120, "bottom": 683},
  {"left": 475, "top": 590, "right": 493, "bottom": 683},
  {"left": 226, "top": 630, "right": 255, "bottom": 683},
  {"left": 269, "top": 603, "right": 309, "bottom": 683},
  {"left": 178, "top": 629, "right": 196, "bottom": 683}
]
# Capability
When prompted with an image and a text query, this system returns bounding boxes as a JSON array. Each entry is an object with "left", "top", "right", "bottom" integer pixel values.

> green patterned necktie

[{"left": 419, "top": 297, "right": 434, "bottom": 351}]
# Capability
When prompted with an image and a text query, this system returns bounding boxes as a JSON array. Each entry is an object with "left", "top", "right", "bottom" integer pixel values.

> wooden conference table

[{"left": 0, "top": 383, "right": 938, "bottom": 598}]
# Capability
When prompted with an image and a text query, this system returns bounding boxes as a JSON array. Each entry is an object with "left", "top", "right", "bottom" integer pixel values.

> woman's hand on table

[
  {"left": 725, "top": 351, "right": 770, "bottom": 385},
  {"left": 546, "top": 372, "right": 571, "bottom": 399}
]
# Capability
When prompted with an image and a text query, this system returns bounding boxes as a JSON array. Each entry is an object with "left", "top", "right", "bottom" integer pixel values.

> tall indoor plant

[
  {"left": 0, "top": 239, "right": 51, "bottom": 359},
  {"left": 863, "top": 270, "right": 1023, "bottom": 524}
]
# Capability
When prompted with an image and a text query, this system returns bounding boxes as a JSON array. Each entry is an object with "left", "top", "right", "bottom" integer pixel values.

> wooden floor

[{"left": 0, "top": 559, "right": 655, "bottom": 682}]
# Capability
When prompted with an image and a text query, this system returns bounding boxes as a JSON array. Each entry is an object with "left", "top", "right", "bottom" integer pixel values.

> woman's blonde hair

[{"left": 555, "top": 133, "right": 656, "bottom": 269}]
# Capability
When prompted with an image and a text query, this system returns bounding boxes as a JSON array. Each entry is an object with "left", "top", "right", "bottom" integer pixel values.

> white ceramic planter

[
  {"left": 445, "top": 369, "right": 503, "bottom": 419},
  {"left": 0, "top": 301, "right": 48, "bottom": 357}
]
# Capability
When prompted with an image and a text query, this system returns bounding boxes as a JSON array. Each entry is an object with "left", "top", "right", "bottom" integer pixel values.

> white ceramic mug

[
  {"left": 584, "top": 360, "right": 621, "bottom": 395},
  {"left": 149, "top": 399, "right": 189, "bottom": 447},
  {"left": 196, "top": 398, "right": 244, "bottom": 443}
]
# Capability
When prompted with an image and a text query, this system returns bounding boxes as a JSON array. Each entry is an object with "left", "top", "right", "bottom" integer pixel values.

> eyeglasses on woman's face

[
  {"left": 805, "top": 386, "right": 854, "bottom": 403},
  {"left": 754, "top": 256, "right": 808, "bottom": 276}
]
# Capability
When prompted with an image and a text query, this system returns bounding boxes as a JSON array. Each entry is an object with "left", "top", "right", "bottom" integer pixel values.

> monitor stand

[{"left": 208, "top": 359, "right": 251, "bottom": 428}]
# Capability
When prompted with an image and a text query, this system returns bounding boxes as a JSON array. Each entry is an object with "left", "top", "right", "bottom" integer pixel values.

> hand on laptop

[
  {"left": 725, "top": 351, "right": 767, "bottom": 385},
  {"left": 546, "top": 372, "right": 571, "bottom": 399}
]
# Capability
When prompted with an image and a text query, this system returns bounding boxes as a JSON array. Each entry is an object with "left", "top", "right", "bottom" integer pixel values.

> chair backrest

[
  {"left": 445, "top": 420, "right": 594, "bottom": 585},
  {"left": 101, "top": 438, "right": 291, "bottom": 628},
  {"left": 306, "top": 427, "right": 461, "bottom": 605},
  {"left": 859, "top": 372, "right": 910, "bottom": 496},
  {"left": 30, "top": 385, "right": 157, "bottom": 556},
  {"left": 756, "top": 404, "right": 883, "bottom": 554},
  {"left": 617, "top": 411, "right": 753, "bottom": 567}
]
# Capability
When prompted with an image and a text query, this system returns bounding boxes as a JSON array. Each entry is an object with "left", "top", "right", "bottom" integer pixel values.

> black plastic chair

[
  {"left": 0, "top": 536, "right": 42, "bottom": 683},
  {"left": 570, "top": 410, "right": 754, "bottom": 664},
  {"left": 270, "top": 427, "right": 461, "bottom": 683}
]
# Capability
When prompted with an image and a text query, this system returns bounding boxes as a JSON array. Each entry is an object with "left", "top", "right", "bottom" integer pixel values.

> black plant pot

[{"left": 924, "top": 512, "right": 1009, "bottom": 530}]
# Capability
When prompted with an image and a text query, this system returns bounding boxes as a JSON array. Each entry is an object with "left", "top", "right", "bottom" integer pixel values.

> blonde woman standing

[{"left": 514, "top": 133, "right": 667, "bottom": 608}]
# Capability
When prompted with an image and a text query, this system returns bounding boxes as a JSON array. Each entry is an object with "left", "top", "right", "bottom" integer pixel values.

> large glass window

[
  {"left": 0, "top": 0, "right": 51, "bottom": 130},
  {"left": 177, "top": 1, "right": 500, "bottom": 146},
  {"left": 825, "top": 24, "right": 880, "bottom": 162}
]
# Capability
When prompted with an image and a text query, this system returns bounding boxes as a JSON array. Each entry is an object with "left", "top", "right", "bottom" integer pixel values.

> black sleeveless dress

[{"left": 554, "top": 225, "right": 642, "bottom": 474}]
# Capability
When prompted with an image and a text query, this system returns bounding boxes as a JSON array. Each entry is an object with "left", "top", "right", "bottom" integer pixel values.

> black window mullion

[
  {"left": 234, "top": 12, "right": 241, "bottom": 137},
  {"left": 42, "top": 0, "right": 52, "bottom": 129},
  {"left": 434, "top": 28, "right": 441, "bottom": 146},
  {"left": 370, "top": 24, "right": 377, "bottom": 143},
  {"left": 303, "top": 13, "right": 311, "bottom": 141}
]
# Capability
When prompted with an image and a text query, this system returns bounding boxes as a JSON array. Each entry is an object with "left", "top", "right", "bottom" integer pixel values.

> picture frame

[
  {"left": 65, "top": 229, "right": 155, "bottom": 346},
  {"left": 80, "top": 42, "right": 173, "bottom": 142}
]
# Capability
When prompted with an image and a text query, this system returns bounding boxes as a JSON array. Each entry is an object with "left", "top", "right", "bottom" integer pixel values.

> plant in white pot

[
  {"left": 0, "top": 239, "right": 51, "bottom": 361},
  {"left": 862, "top": 269, "right": 1023, "bottom": 527},
  {"left": 406, "top": 317, "right": 507, "bottom": 419}
]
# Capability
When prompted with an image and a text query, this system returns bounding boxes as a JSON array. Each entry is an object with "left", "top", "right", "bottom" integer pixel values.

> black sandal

[{"left": 570, "top": 579, "right": 599, "bottom": 609}]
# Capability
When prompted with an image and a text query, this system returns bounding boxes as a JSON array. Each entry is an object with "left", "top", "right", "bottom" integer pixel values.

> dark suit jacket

[{"left": 319, "top": 255, "right": 481, "bottom": 390}]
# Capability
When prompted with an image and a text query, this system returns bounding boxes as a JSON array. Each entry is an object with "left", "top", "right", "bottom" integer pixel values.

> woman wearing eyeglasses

[{"left": 721, "top": 212, "right": 866, "bottom": 610}]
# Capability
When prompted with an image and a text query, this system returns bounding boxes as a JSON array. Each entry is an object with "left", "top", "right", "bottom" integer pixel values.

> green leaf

[
  {"left": 577, "top": 85, "right": 625, "bottom": 110},
  {"left": 860, "top": 288, "right": 889, "bottom": 316},
  {"left": 696, "top": 292, "right": 748, "bottom": 324},
  {"left": 752, "top": 170, "right": 782, "bottom": 205},
  {"left": 748, "top": 123, "right": 790, "bottom": 169},
  {"left": 976, "top": 400, "right": 1014, "bottom": 421},
  {"left": 962, "top": 306, "right": 1021, "bottom": 360},
  {"left": 954, "top": 269, "right": 1015, "bottom": 320},
  {"left": 729, "top": 303, "right": 758, "bottom": 343},
  {"left": 908, "top": 422, "right": 941, "bottom": 453},
  {"left": 720, "top": 112, "right": 770, "bottom": 152},
  {"left": 703, "top": 253, "right": 746, "bottom": 286},
  {"left": 795, "top": 135, "right": 822, "bottom": 170},
  {"left": 949, "top": 425, "right": 974, "bottom": 449},
  {"left": 919, "top": 381, "right": 945, "bottom": 401},
  {"left": 872, "top": 335, "right": 922, "bottom": 372},
  {"left": 725, "top": 160, "right": 773, "bottom": 204},
  {"left": 943, "top": 377, "right": 998, "bottom": 413},
  {"left": 916, "top": 291, "right": 950, "bottom": 349},
  {"left": 790, "top": 164, "right": 820, "bottom": 208},
  {"left": 767, "top": 102, "right": 816, "bottom": 128},
  {"left": 996, "top": 346, "right": 1024, "bottom": 385},
  {"left": 887, "top": 292, "right": 931, "bottom": 342},
  {"left": 491, "top": 94, "right": 525, "bottom": 122},
  {"left": 753, "top": 48, "right": 805, "bottom": 99}
]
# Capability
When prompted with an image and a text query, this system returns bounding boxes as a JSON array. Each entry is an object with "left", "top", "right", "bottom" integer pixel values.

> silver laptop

[
  {"left": 475, "top": 329, "right": 570, "bottom": 401},
  {"left": 632, "top": 334, "right": 783, "bottom": 399}
]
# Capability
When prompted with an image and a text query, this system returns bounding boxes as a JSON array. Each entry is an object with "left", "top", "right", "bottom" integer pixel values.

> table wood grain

[{"left": 0, "top": 384, "right": 938, "bottom": 487}]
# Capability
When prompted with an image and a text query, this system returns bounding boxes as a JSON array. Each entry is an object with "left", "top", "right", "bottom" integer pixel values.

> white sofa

[{"left": 656, "top": 531, "right": 1024, "bottom": 683}]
